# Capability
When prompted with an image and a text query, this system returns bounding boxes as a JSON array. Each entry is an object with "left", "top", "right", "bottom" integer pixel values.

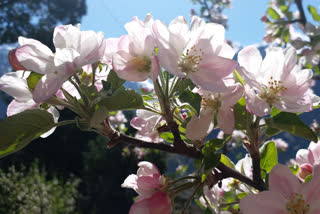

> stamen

[
  {"left": 178, "top": 45, "right": 204, "bottom": 74},
  {"left": 286, "top": 193, "right": 310, "bottom": 214},
  {"left": 259, "top": 76, "right": 287, "bottom": 105},
  {"left": 131, "top": 56, "right": 151, "bottom": 73}
]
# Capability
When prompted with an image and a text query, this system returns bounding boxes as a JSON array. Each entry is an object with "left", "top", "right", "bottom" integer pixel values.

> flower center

[
  {"left": 202, "top": 93, "right": 221, "bottom": 112},
  {"left": 286, "top": 193, "right": 310, "bottom": 214},
  {"left": 178, "top": 46, "right": 204, "bottom": 74},
  {"left": 131, "top": 56, "right": 151, "bottom": 73},
  {"left": 259, "top": 76, "right": 287, "bottom": 105}
]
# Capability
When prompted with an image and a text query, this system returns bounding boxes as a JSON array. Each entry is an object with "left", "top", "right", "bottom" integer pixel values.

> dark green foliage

[{"left": 0, "top": 0, "right": 87, "bottom": 48}]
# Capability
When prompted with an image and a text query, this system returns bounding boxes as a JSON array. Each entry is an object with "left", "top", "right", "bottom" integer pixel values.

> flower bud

[
  {"left": 299, "top": 163, "right": 313, "bottom": 180},
  {"left": 8, "top": 49, "right": 26, "bottom": 70}
]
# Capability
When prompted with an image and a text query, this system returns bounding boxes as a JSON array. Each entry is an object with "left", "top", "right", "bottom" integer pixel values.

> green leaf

[
  {"left": 0, "top": 109, "right": 55, "bottom": 158},
  {"left": 106, "top": 69, "right": 126, "bottom": 94},
  {"left": 206, "top": 138, "right": 227, "bottom": 150},
  {"left": 202, "top": 141, "right": 221, "bottom": 170},
  {"left": 265, "top": 112, "right": 318, "bottom": 142},
  {"left": 260, "top": 141, "right": 278, "bottom": 173},
  {"left": 267, "top": 7, "right": 281, "bottom": 20},
  {"left": 308, "top": 5, "right": 320, "bottom": 21},
  {"left": 176, "top": 78, "right": 196, "bottom": 95},
  {"left": 270, "top": 107, "right": 281, "bottom": 117},
  {"left": 178, "top": 89, "right": 202, "bottom": 115},
  {"left": 233, "top": 98, "right": 253, "bottom": 130},
  {"left": 97, "top": 89, "right": 144, "bottom": 111},
  {"left": 204, "top": 208, "right": 213, "bottom": 214},
  {"left": 159, "top": 132, "right": 187, "bottom": 143},
  {"left": 237, "top": 192, "right": 248, "bottom": 200},
  {"left": 27, "top": 72, "right": 44, "bottom": 90},
  {"left": 220, "top": 154, "right": 235, "bottom": 169},
  {"left": 305, "top": 174, "right": 312, "bottom": 183},
  {"left": 289, "top": 165, "right": 299, "bottom": 175}
]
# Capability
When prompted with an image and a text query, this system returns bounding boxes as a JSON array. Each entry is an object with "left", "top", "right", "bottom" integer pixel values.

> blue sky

[{"left": 81, "top": 0, "right": 270, "bottom": 46}]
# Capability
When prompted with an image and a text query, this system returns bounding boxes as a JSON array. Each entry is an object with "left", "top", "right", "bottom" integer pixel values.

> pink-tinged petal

[
  {"left": 7, "top": 99, "right": 38, "bottom": 116},
  {"left": 55, "top": 48, "right": 80, "bottom": 75},
  {"left": 102, "top": 37, "right": 120, "bottom": 64},
  {"left": 302, "top": 164, "right": 320, "bottom": 204},
  {"left": 186, "top": 110, "right": 214, "bottom": 140},
  {"left": 200, "top": 23, "right": 225, "bottom": 42},
  {"left": 137, "top": 161, "right": 161, "bottom": 176},
  {"left": 168, "top": 16, "right": 189, "bottom": 53},
  {"left": 0, "top": 72, "right": 32, "bottom": 101},
  {"left": 136, "top": 175, "right": 162, "bottom": 195},
  {"left": 8, "top": 49, "right": 26, "bottom": 70},
  {"left": 190, "top": 16, "right": 205, "bottom": 32},
  {"left": 309, "top": 141, "right": 320, "bottom": 164},
  {"left": 217, "top": 107, "right": 235, "bottom": 134},
  {"left": 15, "top": 39, "right": 54, "bottom": 74},
  {"left": 196, "top": 55, "right": 237, "bottom": 83},
  {"left": 220, "top": 82, "right": 244, "bottom": 107},
  {"left": 274, "top": 94, "right": 312, "bottom": 113},
  {"left": 238, "top": 45, "right": 262, "bottom": 76},
  {"left": 121, "top": 174, "right": 138, "bottom": 191},
  {"left": 152, "top": 21, "right": 183, "bottom": 77},
  {"left": 129, "top": 191, "right": 172, "bottom": 214},
  {"left": 269, "top": 164, "right": 300, "bottom": 199},
  {"left": 214, "top": 42, "right": 235, "bottom": 59},
  {"left": 53, "top": 24, "right": 81, "bottom": 49},
  {"left": 283, "top": 46, "right": 297, "bottom": 73},
  {"left": 245, "top": 86, "right": 270, "bottom": 117},
  {"left": 296, "top": 149, "right": 310, "bottom": 165},
  {"left": 239, "top": 191, "right": 287, "bottom": 214},
  {"left": 112, "top": 51, "right": 151, "bottom": 82},
  {"left": 79, "top": 31, "right": 106, "bottom": 65},
  {"left": 33, "top": 72, "right": 70, "bottom": 103},
  {"left": 260, "top": 48, "right": 284, "bottom": 82}
]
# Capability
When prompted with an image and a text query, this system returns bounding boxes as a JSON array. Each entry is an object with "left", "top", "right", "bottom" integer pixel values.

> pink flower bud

[
  {"left": 8, "top": 49, "right": 26, "bottom": 70},
  {"left": 299, "top": 163, "right": 313, "bottom": 180}
]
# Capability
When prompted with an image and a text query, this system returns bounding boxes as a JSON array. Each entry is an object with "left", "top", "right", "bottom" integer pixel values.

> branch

[{"left": 295, "top": 0, "right": 307, "bottom": 26}]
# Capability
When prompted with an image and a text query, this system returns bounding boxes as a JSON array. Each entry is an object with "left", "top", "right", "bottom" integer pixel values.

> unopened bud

[
  {"left": 299, "top": 164, "right": 313, "bottom": 180},
  {"left": 8, "top": 49, "right": 26, "bottom": 70}
]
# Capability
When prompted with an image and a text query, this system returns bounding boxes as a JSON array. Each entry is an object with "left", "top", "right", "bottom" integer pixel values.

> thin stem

[
  {"left": 54, "top": 120, "right": 76, "bottom": 127},
  {"left": 165, "top": 72, "right": 170, "bottom": 97},
  {"left": 169, "top": 78, "right": 183, "bottom": 98},
  {"left": 168, "top": 176, "right": 200, "bottom": 186},
  {"left": 181, "top": 182, "right": 202, "bottom": 214}
]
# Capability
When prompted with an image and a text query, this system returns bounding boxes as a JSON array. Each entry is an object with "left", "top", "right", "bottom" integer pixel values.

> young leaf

[
  {"left": 97, "top": 89, "right": 144, "bottom": 111},
  {"left": 27, "top": 72, "right": 44, "bottom": 90},
  {"left": 260, "top": 141, "right": 278, "bottom": 173},
  {"left": 202, "top": 140, "right": 221, "bottom": 170},
  {"left": 308, "top": 5, "right": 320, "bottom": 21},
  {"left": 178, "top": 89, "right": 201, "bottom": 115},
  {"left": 233, "top": 98, "right": 253, "bottom": 130},
  {"left": 220, "top": 154, "right": 235, "bottom": 169},
  {"left": 0, "top": 109, "right": 55, "bottom": 158},
  {"left": 106, "top": 69, "right": 126, "bottom": 94},
  {"left": 267, "top": 7, "right": 281, "bottom": 20},
  {"left": 265, "top": 112, "right": 317, "bottom": 142}
]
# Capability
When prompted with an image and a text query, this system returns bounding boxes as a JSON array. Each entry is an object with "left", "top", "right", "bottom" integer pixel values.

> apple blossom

[
  {"left": 121, "top": 161, "right": 172, "bottom": 214},
  {"left": 238, "top": 46, "right": 314, "bottom": 116},
  {"left": 153, "top": 15, "right": 237, "bottom": 92},
  {"left": 112, "top": 14, "right": 160, "bottom": 82},
  {"left": 130, "top": 109, "right": 164, "bottom": 143},
  {"left": 296, "top": 141, "right": 320, "bottom": 180},
  {"left": 9, "top": 24, "right": 105, "bottom": 103},
  {"left": 0, "top": 71, "right": 59, "bottom": 138},
  {"left": 239, "top": 164, "right": 320, "bottom": 214},
  {"left": 186, "top": 77, "right": 243, "bottom": 140}
]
